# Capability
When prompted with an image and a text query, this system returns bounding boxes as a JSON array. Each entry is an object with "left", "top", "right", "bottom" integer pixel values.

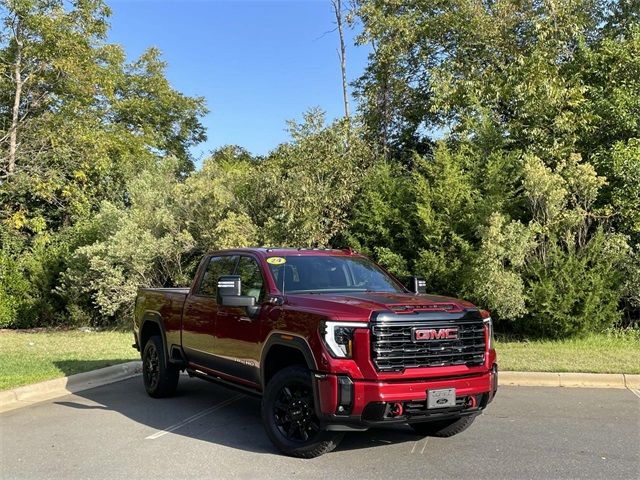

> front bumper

[{"left": 314, "top": 364, "right": 498, "bottom": 430}]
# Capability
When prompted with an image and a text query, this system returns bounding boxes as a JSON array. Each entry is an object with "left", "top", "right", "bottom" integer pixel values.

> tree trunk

[
  {"left": 8, "top": 18, "right": 23, "bottom": 176},
  {"left": 332, "top": 0, "right": 350, "bottom": 119}
]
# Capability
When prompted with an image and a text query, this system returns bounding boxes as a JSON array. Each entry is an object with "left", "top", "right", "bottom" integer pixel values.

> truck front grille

[{"left": 370, "top": 319, "right": 486, "bottom": 372}]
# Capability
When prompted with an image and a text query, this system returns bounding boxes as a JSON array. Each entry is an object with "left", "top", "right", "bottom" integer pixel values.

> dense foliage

[{"left": 0, "top": 0, "right": 638, "bottom": 337}]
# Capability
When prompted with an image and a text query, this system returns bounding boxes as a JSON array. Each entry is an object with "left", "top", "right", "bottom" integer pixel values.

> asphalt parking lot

[{"left": 1, "top": 375, "right": 638, "bottom": 480}]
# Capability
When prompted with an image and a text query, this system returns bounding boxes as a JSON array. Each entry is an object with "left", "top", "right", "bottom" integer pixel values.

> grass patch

[
  {"left": 496, "top": 331, "right": 640, "bottom": 374},
  {"left": 0, "top": 329, "right": 138, "bottom": 391}
]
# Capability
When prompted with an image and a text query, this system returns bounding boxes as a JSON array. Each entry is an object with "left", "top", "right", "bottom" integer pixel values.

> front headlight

[
  {"left": 320, "top": 321, "right": 368, "bottom": 358},
  {"left": 482, "top": 315, "right": 494, "bottom": 350}
]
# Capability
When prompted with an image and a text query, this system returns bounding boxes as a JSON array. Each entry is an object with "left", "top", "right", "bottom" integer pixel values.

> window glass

[
  {"left": 236, "top": 256, "right": 265, "bottom": 302},
  {"left": 198, "top": 255, "right": 238, "bottom": 297},
  {"left": 267, "top": 255, "right": 403, "bottom": 293}
]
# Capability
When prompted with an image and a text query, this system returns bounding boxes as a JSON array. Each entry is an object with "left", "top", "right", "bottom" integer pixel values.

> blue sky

[{"left": 108, "top": 0, "right": 370, "bottom": 161}]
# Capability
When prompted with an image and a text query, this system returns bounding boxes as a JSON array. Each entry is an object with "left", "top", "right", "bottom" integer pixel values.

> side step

[{"left": 186, "top": 368, "right": 262, "bottom": 398}]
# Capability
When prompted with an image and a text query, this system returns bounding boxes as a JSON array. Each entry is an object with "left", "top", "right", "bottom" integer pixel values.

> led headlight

[
  {"left": 481, "top": 310, "right": 494, "bottom": 350},
  {"left": 320, "top": 321, "right": 368, "bottom": 358}
]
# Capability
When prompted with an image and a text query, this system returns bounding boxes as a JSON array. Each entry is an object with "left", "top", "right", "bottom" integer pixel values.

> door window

[
  {"left": 197, "top": 255, "right": 238, "bottom": 298},
  {"left": 235, "top": 256, "right": 265, "bottom": 302}
]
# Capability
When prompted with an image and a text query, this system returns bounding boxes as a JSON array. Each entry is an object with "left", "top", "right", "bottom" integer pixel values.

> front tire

[
  {"left": 261, "top": 366, "right": 343, "bottom": 458},
  {"left": 410, "top": 415, "right": 476, "bottom": 437},
  {"left": 142, "top": 335, "right": 179, "bottom": 398}
]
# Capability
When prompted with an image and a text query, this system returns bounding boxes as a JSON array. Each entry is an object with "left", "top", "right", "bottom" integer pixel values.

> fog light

[{"left": 336, "top": 376, "right": 353, "bottom": 415}]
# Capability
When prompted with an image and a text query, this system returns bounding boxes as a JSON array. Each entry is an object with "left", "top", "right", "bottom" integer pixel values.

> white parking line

[
  {"left": 145, "top": 394, "right": 245, "bottom": 440},
  {"left": 420, "top": 437, "right": 429, "bottom": 454},
  {"left": 629, "top": 388, "right": 640, "bottom": 400},
  {"left": 410, "top": 437, "right": 429, "bottom": 454}
]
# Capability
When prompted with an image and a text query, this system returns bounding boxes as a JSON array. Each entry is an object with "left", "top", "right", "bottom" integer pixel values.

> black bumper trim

[{"left": 321, "top": 409, "right": 482, "bottom": 431}]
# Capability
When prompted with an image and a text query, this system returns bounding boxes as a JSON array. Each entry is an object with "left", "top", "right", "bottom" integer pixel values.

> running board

[{"left": 186, "top": 369, "right": 262, "bottom": 398}]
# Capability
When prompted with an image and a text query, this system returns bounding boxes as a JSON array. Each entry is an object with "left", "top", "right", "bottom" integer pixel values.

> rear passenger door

[
  {"left": 211, "top": 255, "right": 265, "bottom": 386},
  {"left": 182, "top": 255, "right": 238, "bottom": 368}
]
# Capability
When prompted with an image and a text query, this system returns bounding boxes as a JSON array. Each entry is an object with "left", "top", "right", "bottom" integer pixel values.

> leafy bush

[
  {"left": 0, "top": 249, "right": 30, "bottom": 328},
  {"left": 60, "top": 160, "right": 195, "bottom": 326},
  {"left": 522, "top": 232, "right": 627, "bottom": 338}
]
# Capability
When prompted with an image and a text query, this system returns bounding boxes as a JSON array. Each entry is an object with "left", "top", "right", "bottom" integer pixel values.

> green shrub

[
  {"left": 520, "top": 231, "right": 627, "bottom": 338},
  {"left": 0, "top": 254, "right": 28, "bottom": 328}
]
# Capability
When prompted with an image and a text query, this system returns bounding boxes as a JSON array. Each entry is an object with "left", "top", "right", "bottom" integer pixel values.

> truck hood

[{"left": 285, "top": 291, "right": 477, "bottom": 321}]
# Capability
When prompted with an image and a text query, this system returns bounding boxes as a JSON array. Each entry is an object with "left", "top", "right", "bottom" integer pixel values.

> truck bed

[{"left": 134, "top": 288, "right": 190, "bottom": 352}]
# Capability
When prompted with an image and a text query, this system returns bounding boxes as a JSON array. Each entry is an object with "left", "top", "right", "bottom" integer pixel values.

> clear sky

[{"left": 108, "top": 0, "right": 370, "bottom": 162}]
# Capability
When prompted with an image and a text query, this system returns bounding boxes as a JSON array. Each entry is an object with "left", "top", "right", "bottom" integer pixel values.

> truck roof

[{"left": 210, "top": 247, "right": 361, "bottom": 258}]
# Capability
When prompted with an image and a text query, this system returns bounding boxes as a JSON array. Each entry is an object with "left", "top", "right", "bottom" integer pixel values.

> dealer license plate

[{"left": 427, "top": 388, "right": 456, "bottom": 409}]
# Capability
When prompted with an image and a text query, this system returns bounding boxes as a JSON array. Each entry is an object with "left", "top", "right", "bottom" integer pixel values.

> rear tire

[
  {"left": 410, "top": 415, "right": 476, "bottom": 437},
  {"left": 142, "top": 335, "right": 179, "bottom": 398},
  {"left": 262, "top": 365, "right": 343, "bottom": 458}
]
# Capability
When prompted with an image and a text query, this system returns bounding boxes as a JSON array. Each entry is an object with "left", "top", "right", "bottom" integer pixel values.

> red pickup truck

[{"left": 133, "top": 248, "right": 497, "bottom": 458}]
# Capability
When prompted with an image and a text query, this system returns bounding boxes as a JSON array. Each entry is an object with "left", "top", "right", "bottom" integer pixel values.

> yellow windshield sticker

[{"left": 266, "top": 257, "right": 286, "bottom": 265}]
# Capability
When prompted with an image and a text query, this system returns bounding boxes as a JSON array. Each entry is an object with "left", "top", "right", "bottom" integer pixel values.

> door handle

[{"left": 238, "top": 316, "right": 253, "bottom": 322}]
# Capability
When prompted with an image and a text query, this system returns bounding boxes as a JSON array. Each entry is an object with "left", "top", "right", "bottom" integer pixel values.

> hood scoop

[{"left": 390, "top": 303, "right": 461, "bottom": 313}]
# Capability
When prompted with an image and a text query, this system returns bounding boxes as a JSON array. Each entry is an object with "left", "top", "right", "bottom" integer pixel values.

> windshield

[{"left": 266, "top": 255, "right": 405, "bottom": 294}]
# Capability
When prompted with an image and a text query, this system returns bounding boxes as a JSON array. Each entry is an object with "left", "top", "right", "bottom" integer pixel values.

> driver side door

[
  {"left": 211, "top": 254, "right": 265, "bottom": 386},
  {"left": 182, "top": 254, "right": 238, "bottom": 369}
]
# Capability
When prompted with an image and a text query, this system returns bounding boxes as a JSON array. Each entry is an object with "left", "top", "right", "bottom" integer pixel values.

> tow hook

[
  {"left": 388, "top": 402, "right": 403, "bottom": 418},
  {"left": 464, "top": 396, "right": 477, "bottom": 409}
]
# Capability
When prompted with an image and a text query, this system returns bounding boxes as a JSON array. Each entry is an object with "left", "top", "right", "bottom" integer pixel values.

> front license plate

[{"left": 427, "top": 388, "right": 456, "bottom": 409}]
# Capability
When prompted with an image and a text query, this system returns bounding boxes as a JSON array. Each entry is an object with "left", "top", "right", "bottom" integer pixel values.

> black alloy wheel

[
  {"left": 262, "top": 365, "right": 343, "bottom": 458},
  {"left": 273, "top": 383, "right": 320, "bottom": 442},
  {"left": 142, "top": 335, "right": 179, "bottom": 398},
  {"left": 143, "top": 341, "right": 160, "bottom": 391}
]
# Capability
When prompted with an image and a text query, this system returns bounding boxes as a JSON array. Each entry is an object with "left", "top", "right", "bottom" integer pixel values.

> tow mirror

[
  {"left": 412, "top": 276, "right": 427, "bottom": 295},
  {"left": 217, "top": 275, "right": 256, "bottom": 307}
]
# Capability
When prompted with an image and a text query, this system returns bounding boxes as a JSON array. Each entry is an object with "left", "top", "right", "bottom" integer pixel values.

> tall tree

[
  {"left": 1, "top": 0, "right": 112, "bottom": 180},
  {"left": 350, "top": 0, "right": 639, "bottom": 334},
  {"left": 6, "top": 13, "right": 21, "bottom": 176},
  {"left": 332, "top": 0, "right": 350, "bottom": 119},
  {"left": 0, "top": 0, "right": 206, "bottom": 328},
  {"left": 0, "top": 0, "right": 206, "bottom": 231},
  {"left": 354, "top": 0, "right": 610, "bottom": 156}
]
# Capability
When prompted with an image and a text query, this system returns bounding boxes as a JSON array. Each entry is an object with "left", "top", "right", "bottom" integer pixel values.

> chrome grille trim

[{"left": 370, "top": 314, "right": 486, "bottom": 372}]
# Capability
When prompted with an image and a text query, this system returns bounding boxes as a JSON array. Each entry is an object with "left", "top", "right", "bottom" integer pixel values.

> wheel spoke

[
  {"left": 274, "top": 398, "right": 289, "bottom": 413},
  {"left": 308, "top": 418, "right": 320, "bottom": 432},
  {"left": 143, "top": 345, "right": 160, "bottom": 389},
  {"left": 282, "top": 386, "right": 293, "bottom": 400}
]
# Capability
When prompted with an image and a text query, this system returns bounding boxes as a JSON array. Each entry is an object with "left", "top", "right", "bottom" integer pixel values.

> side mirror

[
  {"left": 412, "top": 276, "right": 427, "bottom": 294},
  {"left": 217, "top": 275, "right": 256, "bottom": 307}
]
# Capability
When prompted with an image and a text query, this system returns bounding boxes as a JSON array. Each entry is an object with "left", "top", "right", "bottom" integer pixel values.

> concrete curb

[
  {"left": 0, "top": 361, "right": 142, "bottom": 414},
  {"left": 499, "top": 371, "right": 640, "bottom": 389},
  {"left": 1, "top": 366, "right": 638, "bottom": 414}
]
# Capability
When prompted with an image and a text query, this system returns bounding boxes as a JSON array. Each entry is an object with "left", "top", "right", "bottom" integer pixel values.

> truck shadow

[
  {"left": 54, "top": 373, "right": 421, "bottom": 456},
  {"left": 52, "top": 359, "right": 137, "bottom": 377}
]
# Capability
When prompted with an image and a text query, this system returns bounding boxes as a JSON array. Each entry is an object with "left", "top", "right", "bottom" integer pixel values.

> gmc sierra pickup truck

[{"left": 133, "top": 248, "right": 497, "bottom": 458}]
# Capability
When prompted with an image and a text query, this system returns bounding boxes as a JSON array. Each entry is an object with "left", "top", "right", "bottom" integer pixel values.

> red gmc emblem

[{"left": 414, "top": 327, "right": 459, "bottom": 341}]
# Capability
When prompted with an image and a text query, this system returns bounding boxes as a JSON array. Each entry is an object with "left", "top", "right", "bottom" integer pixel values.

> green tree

[
  {"left": 60, "top": 158, "right": 195, "bottom": 325},
  {"left": 259, "top": 109, "right": 373, "bottom": 247},
  {"left": 0, "top": 0, "right": 206, "bottom": 231},
  {"left": 0, "top": 1, "right": 206, "bottom": 327},
  {"left": 352, "top": 0, "right": 638, "bottom": 334},
  {"left": 179, "top": 146, "right": 259, "bottom": 256}
]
